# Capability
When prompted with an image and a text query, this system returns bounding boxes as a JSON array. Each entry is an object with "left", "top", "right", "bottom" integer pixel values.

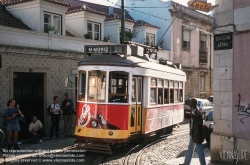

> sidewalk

[{"left": 165, "top": 146, "right": 248, "bottom": 165}]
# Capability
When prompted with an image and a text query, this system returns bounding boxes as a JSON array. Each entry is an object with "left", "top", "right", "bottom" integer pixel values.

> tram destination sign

[
  {"left": 214, "top": 33, "right": 233, "bottom": 50},
  {"left": 85, "top": 45, "right": 127, "bottom": 54}
]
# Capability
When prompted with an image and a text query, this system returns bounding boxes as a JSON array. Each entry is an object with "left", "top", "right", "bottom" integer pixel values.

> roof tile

[
  {"left": 134, "top": 20, "right": 160, "bottom": 29},
  {"left": 0, "top": 3, "right": 31, "bottom": 30}
]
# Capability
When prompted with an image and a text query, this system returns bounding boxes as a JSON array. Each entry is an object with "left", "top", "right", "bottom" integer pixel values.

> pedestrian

[
  {"left": 49, "top": 96, "right": 61, "bottom": 138},
  {"left": 5, "top": 99, "right": 22, "bottom": 150},
  {"left": 179, "top": 98, "right": 206, "bottom": 165},
  {"left": 61, "top": 93, "right": 74, "bottom": 138},
  {"left": 29, "top": 115, "right": 43, "bottom": 143}
]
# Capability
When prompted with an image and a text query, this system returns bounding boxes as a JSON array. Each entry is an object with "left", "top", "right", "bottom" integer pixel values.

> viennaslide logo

[{"left": 219, "top": 145, "right": 247, "bottom": 164}]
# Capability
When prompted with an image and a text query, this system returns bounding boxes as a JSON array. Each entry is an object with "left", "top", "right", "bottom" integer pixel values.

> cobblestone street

[{"left": 0, "top": 118, "right": 247, "bottom": 165}]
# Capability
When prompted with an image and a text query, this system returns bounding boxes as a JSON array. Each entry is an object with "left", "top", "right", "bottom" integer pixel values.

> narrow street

[{"left": 1, "top": 117, "right": 219, "bottom": 165}]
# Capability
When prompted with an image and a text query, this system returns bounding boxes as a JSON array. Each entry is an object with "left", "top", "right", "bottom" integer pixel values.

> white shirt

[
  {"left": 29, "top": 120, "right": 42, "bottom": 132},
  {"left": 51, "top": 103, "right": 60, "bottom": 114}
]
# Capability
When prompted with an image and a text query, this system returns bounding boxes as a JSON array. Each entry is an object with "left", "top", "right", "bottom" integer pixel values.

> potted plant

[
  {"left": 125, "top": 30, "right": 138, "bottom": 41},
  {"left": 83, "top": 33, "right": 92, "bottom": 39},
  {"left": 48, "top": 25, "right": 59, "bottom": 35},
  {"left": 103, "top": 34, "right": 113, "bottom": 42}
]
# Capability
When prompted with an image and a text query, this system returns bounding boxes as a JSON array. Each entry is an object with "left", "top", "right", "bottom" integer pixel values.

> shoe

[
  {"left": 14, "top": 145, "right": 21, "bottom": 150},
  {"left": 65, "top": 135, "right": 68, "bottom": 138},
  {"left": 179, "top": 163, "right": 185, "bottom": 165},
  {"left": 8, "top": 144, "right": 11, "bottom": 150},
  {"left": 39, "top": 139, "right": 42, "bottom": 143}
]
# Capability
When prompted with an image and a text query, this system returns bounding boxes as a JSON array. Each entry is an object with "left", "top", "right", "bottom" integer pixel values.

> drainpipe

[{"left": 210, "top": 33, "right": 212, "bottom": 95}]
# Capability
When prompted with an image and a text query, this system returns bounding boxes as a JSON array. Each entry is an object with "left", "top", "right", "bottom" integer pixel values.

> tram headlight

[{"left": 91, "top": 120, "right": 98, "bottom": 128}]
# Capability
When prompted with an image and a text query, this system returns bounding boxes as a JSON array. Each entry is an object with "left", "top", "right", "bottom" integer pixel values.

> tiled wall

[{"left": 0, "top": 48, "right": 81, "bottom": 136}]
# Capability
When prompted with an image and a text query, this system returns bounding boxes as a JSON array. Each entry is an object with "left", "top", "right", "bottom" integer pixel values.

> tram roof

[{"left": 78, "top": 54, "right": 186, "bottom": 76}]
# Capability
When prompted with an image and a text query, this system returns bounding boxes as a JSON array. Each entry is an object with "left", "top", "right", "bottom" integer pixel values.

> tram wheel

[
  {"left": 165, "top": 126, "right": 173, "bottom": 134},
  {"left": 155, "top": 128, "right": 167, "bottom": 136}
]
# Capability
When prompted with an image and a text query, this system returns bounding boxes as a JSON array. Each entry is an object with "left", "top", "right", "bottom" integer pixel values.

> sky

[{"left": 80, "top": 0, "right": 215, "bottom": 7}]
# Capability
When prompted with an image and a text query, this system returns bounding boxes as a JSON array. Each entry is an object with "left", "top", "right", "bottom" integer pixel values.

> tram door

[{"left": 130, "top": 77, "right": 142, "bottom": 133}]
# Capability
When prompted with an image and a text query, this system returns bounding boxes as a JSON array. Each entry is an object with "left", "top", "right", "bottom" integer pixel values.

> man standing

[
  {"left": 61, "top": 93, "right": 74, "bottom": 138},
  {"left": 29, "top": 115, "right": 43, "bottom": 143},
  {"left": 5, "top": 99, "right": 22, "bottom": 150},
  {"left": 180, "top": 98, "right": 206, "bottom": 165}
]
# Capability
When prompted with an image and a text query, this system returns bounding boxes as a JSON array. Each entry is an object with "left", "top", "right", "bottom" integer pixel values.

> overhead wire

[{"left": 106, "top": 0, "right": 213, "bottom": 34}]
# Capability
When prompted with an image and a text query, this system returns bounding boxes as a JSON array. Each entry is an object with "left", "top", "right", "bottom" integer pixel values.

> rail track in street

[{"left": 84, "top": 121, "right": 190, "bottom": 165}]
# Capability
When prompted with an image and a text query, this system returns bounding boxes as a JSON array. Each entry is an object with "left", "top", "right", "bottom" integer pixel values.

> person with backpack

[
  {"left": 49, "top": 96, "right": 61, "bottom": 138},
  {"left": 61, "top": 93, "right": 74, "bottom": 138}
]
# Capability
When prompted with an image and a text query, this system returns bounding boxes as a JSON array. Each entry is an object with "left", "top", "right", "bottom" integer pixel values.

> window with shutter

[
  {"left": 182, "top": 28, "right": 190, "bottom": 49},
  {"left": 200, "top": 34, "right": 207, "bottom": 52}
]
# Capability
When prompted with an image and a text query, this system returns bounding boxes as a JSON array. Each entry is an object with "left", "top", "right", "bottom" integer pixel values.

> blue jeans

[{"left": 184, "top": 136, "right": 206, "bottom": 165}]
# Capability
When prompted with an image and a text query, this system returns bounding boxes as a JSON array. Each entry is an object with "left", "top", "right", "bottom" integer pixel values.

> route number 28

[{"left": 114, "top": 47, "right": 123, "bottom": 52}]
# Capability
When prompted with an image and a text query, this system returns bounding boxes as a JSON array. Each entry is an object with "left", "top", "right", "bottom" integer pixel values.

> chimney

[{"left": 109, "top": 6, "right": 113, "bottom": 15}]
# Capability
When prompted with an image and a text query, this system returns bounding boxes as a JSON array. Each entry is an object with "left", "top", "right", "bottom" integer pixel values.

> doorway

[
  {"left": 13, "top": 72, "right": 44, "bottom": 140},
  {"left": 130, "top": 77, "right": 142, "bottom": 133}
]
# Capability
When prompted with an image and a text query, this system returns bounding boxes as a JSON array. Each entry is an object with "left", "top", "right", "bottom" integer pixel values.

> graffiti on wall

[{"left": 235, "top": 94, "right": 250, "bottom": 124}]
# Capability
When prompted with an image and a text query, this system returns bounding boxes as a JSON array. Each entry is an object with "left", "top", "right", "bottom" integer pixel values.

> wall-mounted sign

[
  {"left": 214, "top": 33, "right": 233, "bottom": 50},
  {"left": 85, "top": 45, "right": 126, "bottom": 54},
  {"left": 187, "top": 0, "right": 213, "bottom": 12},
  {"left": 84, "top": 44, "right": 131, "bottom": 58}
]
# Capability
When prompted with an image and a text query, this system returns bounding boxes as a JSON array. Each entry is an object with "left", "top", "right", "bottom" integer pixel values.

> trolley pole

[{"left": 121, "top": 0, "right": 125, "bottom": 44}]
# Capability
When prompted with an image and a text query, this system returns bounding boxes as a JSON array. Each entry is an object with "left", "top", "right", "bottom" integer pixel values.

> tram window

[
  {"left": 108, "top": 71, "right": 129, "bottom": 103},
  {"left": 164, "top": 80, "right": 169, "bottom": 88},
  {"left": 88, "top": 70, "right": 106, "bottom": 102},
  {"left": 179, "top": 82, "right": 183, "bottom": 89},
  {"left": 158, "top": 79, "right": 163, "bottom": 87},
  {"left": 138, "top": 78, "right": 142, "bottom": 102},
  {"left": 170, "top": 89, "right": 174, "bottom": 103},
  {"left": 174, "top": 89, "right": 178, "bottom": 102},
  {"left": 175, "top": 81, "right": 179, "bottom": 88},
  {"left": 180, "top": 89, "right": 183, "bottom": 102},
  {"left": 150, "top": 89, "right": 156, "bottom": 104},
  {"left": 78, "top": 71, "right": 86, "bottom": 100},
  {"left": 179, "top": 82, "right": 183, "bottom": 102},
  {"left": 132, "top": 78, "right": 136, "bottom": 102},
  {"left": 169, "top": 81, "right": 174, "bottom": 88},
  {"left": 150, "top": 78, "right": 157, "bottom": 104},
  {"left": 158, "top": 88, "right": 163, "bottom": 104},
  {"left": 164, "top": 88, "right": 169, "bottom": 104}
]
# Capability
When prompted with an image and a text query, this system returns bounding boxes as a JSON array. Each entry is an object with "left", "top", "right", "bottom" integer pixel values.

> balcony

[{"left": 199, "top": 51, "right": 207, "bottom": 63}]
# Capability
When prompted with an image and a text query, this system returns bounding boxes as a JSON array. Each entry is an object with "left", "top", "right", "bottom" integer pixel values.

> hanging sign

[{"left": 187, "top": 0, "right": 213, "bottom": 12}]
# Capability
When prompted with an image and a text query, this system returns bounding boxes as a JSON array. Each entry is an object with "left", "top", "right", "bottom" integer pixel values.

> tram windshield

[
  {"left": 109, "top": 71, "right": 129, "bottom": 103},
  {"left": 88, "top": 70, "right": 106, "bottom": 102}
]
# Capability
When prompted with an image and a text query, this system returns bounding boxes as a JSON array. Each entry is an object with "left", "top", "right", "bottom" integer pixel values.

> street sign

[
  {"left": 187, "top": 0, "right": 213, "bottom": 13},
  {"left": 214, "top": 33, "right": 233, "bottom": 50}
]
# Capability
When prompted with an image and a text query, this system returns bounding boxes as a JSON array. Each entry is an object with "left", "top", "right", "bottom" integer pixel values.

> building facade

[
  {"left": 169, "top": 1, "right": 213, "bottom": 98},
  {"left": 212, "top": 0, "right": 250, "bottom": 163},
  {"left": 170, "top": 2, "right": 213, "bottom": 99},
  {"left": 0, "top": 0, "right": 160, "bottom": 137},
  {"left": 123, "top": 0, "right": 214, "bottom": 100}
]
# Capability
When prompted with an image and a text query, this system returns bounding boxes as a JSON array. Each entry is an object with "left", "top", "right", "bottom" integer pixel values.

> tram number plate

[{"left": 111, "top": 46, "right": 125, "bottom": 53}]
